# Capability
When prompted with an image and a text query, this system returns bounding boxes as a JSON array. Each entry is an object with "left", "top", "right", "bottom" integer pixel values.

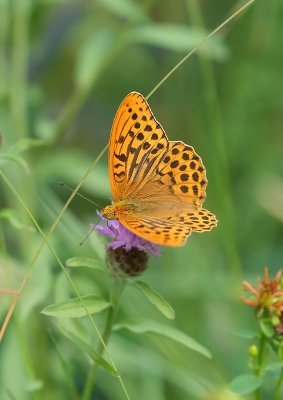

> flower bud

[
  {"left": 272, "top": 314, "right": 281, "bottom": 326},
  {"left": 105, "top": 247, "right": 148, "bottom": 278},
  {"left": 248, "top": 345, "right": 259, "bottom": 358}
]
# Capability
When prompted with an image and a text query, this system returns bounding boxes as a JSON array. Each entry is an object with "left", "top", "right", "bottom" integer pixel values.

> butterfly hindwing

[
  {"left": 119, "top": 214, "right": 192, "bottom": 246},
  {"left": 141, "top": 141, "right": 207, "bottom": 207},
  {"left": 120, "top": 208, "right": 216, "bottom": 247}
]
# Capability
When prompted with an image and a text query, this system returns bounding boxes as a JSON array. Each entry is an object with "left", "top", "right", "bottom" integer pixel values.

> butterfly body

[
  {"left": 104, "top": 92, "right": 217, "bottom": 247},
  {"left": 101, "top": 200, "right": 146, "bottom": 220}
]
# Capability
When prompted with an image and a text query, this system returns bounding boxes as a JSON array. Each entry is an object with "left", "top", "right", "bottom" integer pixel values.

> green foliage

[
  {"left": 133, "top": 23, "right": 229, "bottom": 61},
  {"left": 0, "top": 208, "right": 35, "bottom": 231},
  {"left": 264, "top": 362, "right": 283, "bottom": 373},
  {"left": 132, "top": 281, "right": 175, "bottom": 320},
  {"left": 56, "top": 324, "right": 120, "bottom": 378},
  {"left": 227, "top": 329, "right": 260, "bottom": 339},
  {"left": 114, "top": 320, "right": 212, "bottom": 358},
  {"left": 66, "top": 257, "right": 106, "bottom": 272},
  {"left": 260, "top": 319, "right": 275, "bottom": 338},
  {"left": 230, "top": 374, "right": 263, "bottom": 394},
  {"left": 41, "top": 294, "right": 111, "bottom": 318}
]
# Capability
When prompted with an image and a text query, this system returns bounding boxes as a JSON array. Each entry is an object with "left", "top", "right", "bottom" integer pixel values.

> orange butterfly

[{"left": 101, "top": 92, "right": 217, "bottom": 246}]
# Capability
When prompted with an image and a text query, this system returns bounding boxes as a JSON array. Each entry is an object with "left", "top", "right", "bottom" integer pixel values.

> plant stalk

[
  {"left": 254, "top": 334, "right": 267, "bottom": 400},
  {"left": 272, "top": 367, "right": 283, "bottom": 400},
  {"left": 82, "top": 277, "right": 126, "bottom": 400}
]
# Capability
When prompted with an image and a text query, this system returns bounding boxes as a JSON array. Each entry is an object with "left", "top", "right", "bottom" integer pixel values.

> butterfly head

[{"left": 101, "top": 205, "right": 118, "bottom": 220}]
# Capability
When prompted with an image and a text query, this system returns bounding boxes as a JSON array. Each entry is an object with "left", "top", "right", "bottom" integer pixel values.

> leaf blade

[
  {"left": 41, "top": 295, "right": 110, "bottom": 318},
  {"left": 264, "top": 361, "right": 283, "bottom": 372},
  {"left": 226, "top": 329, "right": 260, "bottom": 339},
  {"left": 66, "top": 257, "right": 106, "bottom": 272},
  {"left": 56, "top": 325, "right": 120, "bottom": 377},
  {"left": 0, "top": 153, "right": 29, "bottom": 174},
  {"left": 0, "top": 208, "right": 35, "bottom": 231},
  {"left": 230, "top": 374, "right": 262, "bottom": 394},
  {"left": 133, "top": 281, "right": 175, "bottom": 320},
  {"left": 114, "top": 321, "right": 211, "bottom": 359}
]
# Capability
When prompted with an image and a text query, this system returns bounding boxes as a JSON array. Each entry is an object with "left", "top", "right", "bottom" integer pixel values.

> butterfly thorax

[{"left": 101, "top": 200, "right": 146, "bottom": 220}]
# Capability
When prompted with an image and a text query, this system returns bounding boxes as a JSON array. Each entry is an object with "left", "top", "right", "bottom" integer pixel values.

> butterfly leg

[{"left": 113, "top": 222, "right": 122, "bottom": 241}]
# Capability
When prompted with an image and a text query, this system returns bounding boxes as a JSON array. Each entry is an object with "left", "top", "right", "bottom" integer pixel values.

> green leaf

[
  {"left": 41, "top": 295, "right": 110, "bottom": 318},
  {"left": 56, "top": 324, "right": 120, "bottom": 377},
  {"left": 226, "top": 329, "right": 260, "bottom": 339},
  {"left": 114, "top": 321, "right": 211, "bottom": 359},
  {"left": 230, "top": 374, "right": 262, "bottom": 394},
  {"left": 75, "top": 29, "right": 116, "bottom": 90},
  {"left": 9, "top": 138, "right": 45, "bottom": 154},
  {"left": 0, "top": 208, "right": 35, "bottom": 231},
  {"left": 259, "top": 319, "right": 274, "bottom": 338},
  {"left": 97, "top": 0, "right": 146, "bottom": 20},
  {"left": 48, "top": 330, "right": 79, "bottom": 399},
  {"left": 264, "top": 361, "right": 283, "bottom": 372},
  {"left": 0, "top": 153, "right": 29, "bottom": 174},
  {"left": 25, "top": 380, "right": 44, "bottom": 392},
  {"left": 5, "top": 389, "right": 17, "bottom": 400},
  {"left": 133, "top": 281, "right": 175, "bottom": 320},
  {"left": 132, "top": 23, "right": 230, "bottom": 61},
  {"left": 66, "top": 257, "right": 106, "bottom": 272}
]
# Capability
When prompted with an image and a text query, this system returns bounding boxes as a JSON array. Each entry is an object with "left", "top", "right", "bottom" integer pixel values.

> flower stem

[
  {"left": 254, "top": 334, "right": 268, "bottom": 400},
  {"left": 82, "top": 277, "right": 126, "bottom": 400},
  {"left": 272, "top": 367, "right": 283, "bottom": 400},
  {"left": 272, "top": 350, "right": 283, "bottom": 400}
]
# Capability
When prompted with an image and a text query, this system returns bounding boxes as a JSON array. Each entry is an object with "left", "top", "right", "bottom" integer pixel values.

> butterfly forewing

[{"left": 109, "top": 92, "right": 168, "bottom": 200}]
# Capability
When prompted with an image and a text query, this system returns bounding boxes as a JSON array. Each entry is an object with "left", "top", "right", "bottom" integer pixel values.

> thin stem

[
  {"left": 256, "top": 334, "right": 268, "bottom": 376},
  {"left": 254, "top": 334, "right": 267, "bottom": 400},
  {"left": 0, "top": 171, "right": 130, "bottom": 400},
  {"left": 272, "top": 367, "right": 283, "bottom": 400},
  {"left": 82, "top": 277, "right": 126, "bottom": 400},
  {"left": 146, "top": 0, "right": 256, "bottom": 100},
  {"left": 53, "top": 0, "right": 255, "bottom": 151},
  {"left": 0, "top": 292, "right": 18, "bottom": 342},
  {"left": 53, "top": 28, "right": 131, "bottom": 145},
  {"left": 271, "top": 346, "right": 283, "bottom": 400},
  {"left": 0, "top": 226, "right": 41, "bottom": 397}
]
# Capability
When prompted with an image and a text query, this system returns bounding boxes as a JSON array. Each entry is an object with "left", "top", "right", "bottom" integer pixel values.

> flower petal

[
  {"left": 264, "top": 267, "right": 270, "bottom": 284},
  {"left": 94, "top": 211, "right": 162, "bottom": 257},
  {"left": 95, "top": 225, "right": 116, "bottom": 238},
  {"left": 243, "top": 281, "right": 260, "bottom": 297},
  {"left": 240, "top": 297, "right": 259, "bottom": 307}
]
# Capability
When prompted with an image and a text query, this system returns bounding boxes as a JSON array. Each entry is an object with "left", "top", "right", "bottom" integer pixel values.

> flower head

[
  {"left": 93, "top": 213, "right": 162, "bottom": 258},
  {"left": 241, "top": 267, "right": 283, "bottom": 316}
]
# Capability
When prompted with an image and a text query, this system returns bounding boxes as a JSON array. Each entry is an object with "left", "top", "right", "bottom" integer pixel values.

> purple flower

[{"left": 93, "top": 213, "right": 162, "bottom": 258}]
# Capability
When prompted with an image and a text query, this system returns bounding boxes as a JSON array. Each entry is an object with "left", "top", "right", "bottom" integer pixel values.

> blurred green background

[{"left": 0, "top": 0, "right": 283, "bottom": 399}]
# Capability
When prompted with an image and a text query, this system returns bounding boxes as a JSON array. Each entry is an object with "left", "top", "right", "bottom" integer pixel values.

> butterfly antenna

[
  {"left": 60, "top": 182, "right": 103, "bottom": 208},
  {"left": 79, "top": 216, "right": 103, "bottom": 246}
]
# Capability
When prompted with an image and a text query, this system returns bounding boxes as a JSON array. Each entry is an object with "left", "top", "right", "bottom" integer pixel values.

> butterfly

[{"left": 101, "top": 92, "right": 217, "bottom": 246}]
